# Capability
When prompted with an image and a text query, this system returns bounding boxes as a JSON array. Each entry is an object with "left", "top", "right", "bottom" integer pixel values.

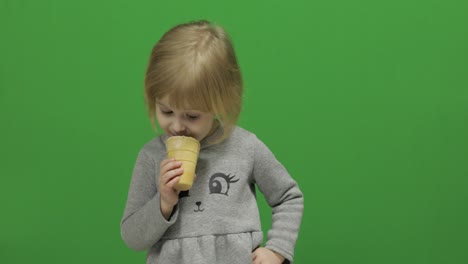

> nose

[
  {"left": 172, "top": 119, "right": 186, "bottom": 135},
  {"left": 196, "top": 201, "right": 202, "bottom": 207}
]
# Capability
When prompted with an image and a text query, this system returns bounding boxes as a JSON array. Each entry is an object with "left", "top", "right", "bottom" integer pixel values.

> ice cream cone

[{"left": 165, "top": 136, "right": 200, "bottom": 191}]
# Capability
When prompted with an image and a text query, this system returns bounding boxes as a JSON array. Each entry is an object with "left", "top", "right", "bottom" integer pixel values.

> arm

[
  {"left": 120, "top": 150, "right": 180, "bottom": 251},
  {"left": 252, "top": 137, "right": 304, "bottom": 263}
]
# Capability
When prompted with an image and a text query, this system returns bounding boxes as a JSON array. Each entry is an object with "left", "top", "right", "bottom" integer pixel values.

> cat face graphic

[{"left": 179, "top": 172, "right": 239, "bottom": 213}]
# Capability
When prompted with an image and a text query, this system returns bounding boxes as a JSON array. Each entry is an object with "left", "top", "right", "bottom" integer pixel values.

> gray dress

[{"left": 121, "top": 127, "right": 304, "bottom": 263}]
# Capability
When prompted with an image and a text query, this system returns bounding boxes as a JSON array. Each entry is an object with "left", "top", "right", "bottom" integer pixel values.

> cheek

[
  {"left": 199, "top": 117, "right": 215, "bottom": 133},
  {"left": 156, "top": 114, "right": 169, "bottom": 129}
]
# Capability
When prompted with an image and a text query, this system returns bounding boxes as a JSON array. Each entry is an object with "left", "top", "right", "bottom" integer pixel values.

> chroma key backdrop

[{"left": 1, "top": 0, "right": 467, "bottom": 263}]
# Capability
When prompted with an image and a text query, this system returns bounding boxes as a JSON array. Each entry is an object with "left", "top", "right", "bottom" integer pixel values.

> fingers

[
  {"left": 251, "top": 247, "right": 284, "bottom": 264},
  {"left": 252, "top": 249, "right": 257, "bottom": 263},
  {"left": 160, "top": 158, "right": 182, "bottom": 173},
  {"left": 159, "top": 159, "right": 184, "bottom": 209},
  {"left": 162, "top": 167, "right": 183, "bottom": 182},
  {"left": 159, "top": 159, "right": 184, "bottom": 191},
  {"left": 166, "top": 173, "right": 181, "bottom": 188}
]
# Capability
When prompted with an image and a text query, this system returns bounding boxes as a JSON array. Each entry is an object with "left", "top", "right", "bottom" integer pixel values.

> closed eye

[
  {"left": 161, "top": 110, "right": 173, "bottom": 115},
  {"left": 185, "top": 114, "right": 199, "bottom": 121}
]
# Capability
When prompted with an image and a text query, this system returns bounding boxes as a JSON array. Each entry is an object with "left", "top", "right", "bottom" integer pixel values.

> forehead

[{"left": 156, "top": 96, "right": 204, "bottom": 112}]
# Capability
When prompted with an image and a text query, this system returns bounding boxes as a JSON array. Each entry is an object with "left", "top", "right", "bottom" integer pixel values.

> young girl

[{"left": 121, "top": 20, "right": 304, "bottom": 264}]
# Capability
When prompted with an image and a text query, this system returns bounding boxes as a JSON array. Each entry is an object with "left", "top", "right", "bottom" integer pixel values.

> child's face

[{"left": 156, "top": 96, "right": 215, "bottom": 142}]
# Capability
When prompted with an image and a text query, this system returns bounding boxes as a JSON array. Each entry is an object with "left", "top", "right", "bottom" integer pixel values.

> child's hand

[
  {"left": 158, "top": 158, "right": 183, "bottom": 220},
  {"left": 252, "top": 247, "right": 285, "bottom": 264}
]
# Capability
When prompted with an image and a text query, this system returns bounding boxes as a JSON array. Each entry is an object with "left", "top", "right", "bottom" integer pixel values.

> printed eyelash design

[{"left": 209, "top": 173, "right": 239, "bottom": 196}]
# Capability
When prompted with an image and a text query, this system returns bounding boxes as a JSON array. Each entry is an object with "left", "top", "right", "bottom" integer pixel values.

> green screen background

[{"left": 1, "top": 0, "right": 467, "bottom": 263}]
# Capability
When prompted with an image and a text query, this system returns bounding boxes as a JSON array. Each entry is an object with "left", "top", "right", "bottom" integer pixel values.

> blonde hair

[{"left": 144, "top": 20, "right": 243, "bottom": 143}]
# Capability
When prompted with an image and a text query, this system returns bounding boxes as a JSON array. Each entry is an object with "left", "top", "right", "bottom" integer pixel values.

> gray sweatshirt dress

[{"left": 121, "top": 127, "right": 304, "bottom": 263}]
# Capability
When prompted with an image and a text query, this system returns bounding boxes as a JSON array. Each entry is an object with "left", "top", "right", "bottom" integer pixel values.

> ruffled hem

[{"left": 146, "top": 231, "right": 263, "bottom": 264}]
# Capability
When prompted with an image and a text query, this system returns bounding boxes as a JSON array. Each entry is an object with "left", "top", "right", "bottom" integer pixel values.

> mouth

[
  {"left": 171, "top": 133, "right": 191, "bottom": 137},
  {"left": 194, "top": 207, "right": 205, "bottom": 212}
]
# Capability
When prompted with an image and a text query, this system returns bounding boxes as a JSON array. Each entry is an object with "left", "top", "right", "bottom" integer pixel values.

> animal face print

[{"left": 178, "top": 172, "right": 239, "bottom": 213}]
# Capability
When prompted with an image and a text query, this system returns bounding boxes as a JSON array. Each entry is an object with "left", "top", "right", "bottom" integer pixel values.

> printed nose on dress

[{"left": 196, "top": 201, "right": 202, "bottom": 207}]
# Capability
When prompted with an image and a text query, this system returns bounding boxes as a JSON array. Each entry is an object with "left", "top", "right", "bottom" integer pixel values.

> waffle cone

[{"left": 165, "top": 136, "right": 200, "bottom": 191}]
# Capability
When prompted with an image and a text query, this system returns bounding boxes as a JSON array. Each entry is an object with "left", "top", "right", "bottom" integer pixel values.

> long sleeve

[
  {"left": 252, "top": 137, "right": 304, "bottom": 263},
  {"left": 120, "top": 150, "right": 178, "bottom": 251}
]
